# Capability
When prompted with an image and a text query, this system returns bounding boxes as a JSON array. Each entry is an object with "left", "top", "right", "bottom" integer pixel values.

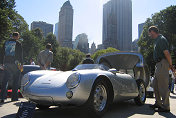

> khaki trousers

[{"left": 153, "top": 59, "right": 170, "bottom": 110}]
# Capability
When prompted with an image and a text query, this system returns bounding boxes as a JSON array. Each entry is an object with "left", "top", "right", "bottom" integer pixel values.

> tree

[
  {"left": 21, "top": 31, "right": 43, "bottom": 64},
  {"left": 0, "top": 0, "right": 16, "bottom": 42},
  {"left": 69, "top": 50, "right": 85, "bottom": 70},
  {"left": 138, "top": 5, "right": 176, "bottom": 74},
  {"left": 53, "top": 47, "right": 85, "bottom": 71},
  {"left": 32, "top": 28, "right": 43, "bottom": 40},
  {"left": 0, "top": 0, "right": 28, "bottom": 64},
  {"left": 92, "top": 47, "right": 119, "bottom": 61},
  {"left": 44, "top": 33, "right": 59, "bottom": 55}
]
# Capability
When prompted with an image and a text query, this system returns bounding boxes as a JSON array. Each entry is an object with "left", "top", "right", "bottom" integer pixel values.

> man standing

[
  {"left": 0, "top": 32, "right": 23, "bottom": 103},
  {"left": 82, "top": 53, "right": 94, "bottom": 64},
  {"left": 149, "top": 26, "right": 173, "bottom": 112},
  {"left": 37, "top": 43, "right": 53, "bottom": 70}
]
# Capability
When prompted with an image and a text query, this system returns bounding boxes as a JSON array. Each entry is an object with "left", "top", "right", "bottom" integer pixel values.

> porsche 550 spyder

[{"left": 20, "top": 52, "right": 150, "bottom": 117}]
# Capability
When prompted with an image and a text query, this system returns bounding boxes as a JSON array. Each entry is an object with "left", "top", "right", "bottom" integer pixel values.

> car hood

[
  {"left": 28, "top": 70, "right": 73, "bottom": 88},
  {"left": 96, "top": 52, "right": 144, "bottom": 69}
]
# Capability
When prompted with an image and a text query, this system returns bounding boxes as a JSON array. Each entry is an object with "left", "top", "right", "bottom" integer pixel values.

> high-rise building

[
  {"left": 74, "top": 33, "right": 89, "bottom": 53},
  {"left": 31, "top": 21, "right": 53, "bottom": 37},
  {"left": 138, "top": 23, "right": 145, "bottom": 39},
  {"left": 103, "top": 0, "right": 132, "bottom": 51},
  {"left": 58, "top": 1, "right": 73, "bottom": 48},
  {"left": 97, "top": 44, "right": 104, "bottom": 50},
  {"left": 90, "top": 42, "right": 96, "bottom": 54},
  {"left": 132, "top": 39, "right": 139, "bottom": 51},
  {"left": 132, "top": 23, "right": 145, "bottom": 51},
  {"left": 54, "top": 22, "right": 59, "bottom": 41}
]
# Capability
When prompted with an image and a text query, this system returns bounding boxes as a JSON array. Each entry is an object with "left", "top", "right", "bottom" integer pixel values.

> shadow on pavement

[
  {"left": 34, "top": 107, "right": 90, "bottom": 118},
  {"left": 103, "top": 101, "right": 155, "bottom": 118},
  {"left": 159, "top": 112, "right": 176, "bottom": 118},
  {"left": 170, "top": 95, "right": 176, "bottom": 99},
  {"left": 13, "top": 101, "right": 21, "bottom": 107},
  {"left": 2, "top": 114, "right": 16, "bottom": 118},
  {"left": 32, "top": 100, "right": 156, "bottom": 118},
  {"left": 1, "top": 100, "right": 176, "bottom": 118}
]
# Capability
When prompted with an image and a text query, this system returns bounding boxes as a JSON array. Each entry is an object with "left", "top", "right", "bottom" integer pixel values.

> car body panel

[{"left": 97, "top": 52, "right": 150, "bottom": 87}]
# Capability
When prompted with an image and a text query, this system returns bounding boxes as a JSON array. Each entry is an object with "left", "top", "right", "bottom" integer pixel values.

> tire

[
  {"left": 85, "top": 79, "right": 111, "bottom": 117},
  {"left": 36, "top": 104, "right": 50, "bottom": 110},
  {"left": 134, "top": 79, "right": 146, "bottom": 106}
]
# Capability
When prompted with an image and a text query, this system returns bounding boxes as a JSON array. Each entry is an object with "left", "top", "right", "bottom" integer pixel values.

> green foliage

[
  {"left": 92, "top": 47, "right": 119, "bottom": 61},
  {"left": 138, "top": 5, "right": 176, "bottom": 74},
  {"left": 69, "top": 49, "right": 85, "bottom": 70},
  {"left": 32, "top": 28, "right": 43, "bottom": 40},
  {"left": 44, "top": 33, "right": 59, "bottom": 55},
  {"left": 53, "top": 47, "right": 85, "bottom": 71},
  {"left": 21, "top": 31, "right": 44, "bottom": 64},
  {"left": 0, "top": 0, "right": 28, "bottom": 64}
]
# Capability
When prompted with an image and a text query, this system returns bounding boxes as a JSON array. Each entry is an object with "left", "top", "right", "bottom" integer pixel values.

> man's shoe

[
  {"left": 154, "top": 107, "right": 170, "bottom": 112},
  {"left": 0, "top": 99, "right": 4, "bottom": 103},
  {"left": 149, "top": 104, "right": 161, "bottom": 109}
]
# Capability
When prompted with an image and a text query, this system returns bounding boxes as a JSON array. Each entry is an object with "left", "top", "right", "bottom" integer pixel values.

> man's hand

[
  {"left": 0, "top": 64, "right": 4, "bottom": 70},
  {"left": 170, "top": 65, "right": 176, "bottom": 78},
  {"left": 170, "top": 65, "right": 174, "bottom": 71},
  {"left": 20, "top": 65, "right": 23, "bottom": 72}
]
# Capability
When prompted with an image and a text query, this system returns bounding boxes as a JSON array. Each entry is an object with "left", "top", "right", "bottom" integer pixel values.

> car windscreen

[{"left": 73, "top": 64, "right": 109, "bottom": 71}]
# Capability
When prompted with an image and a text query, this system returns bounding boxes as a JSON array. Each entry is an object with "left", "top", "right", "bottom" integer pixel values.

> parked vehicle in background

[{"left": 0, "top": 65, "right": 56, "bottom": 89}]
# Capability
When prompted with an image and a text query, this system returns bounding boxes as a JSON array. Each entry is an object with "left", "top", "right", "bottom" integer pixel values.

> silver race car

[{"left": 20, "top": 52, "right": 150, "bottom": 117}]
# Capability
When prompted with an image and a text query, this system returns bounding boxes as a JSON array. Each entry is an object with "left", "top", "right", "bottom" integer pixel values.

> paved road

[{"left": 1, "top": 93, "right": 176, "bottom": 118}]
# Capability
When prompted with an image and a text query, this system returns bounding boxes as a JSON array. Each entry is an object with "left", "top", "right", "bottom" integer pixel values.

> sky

[{"left": 15, "top": 0, "right": 176, "bottom": 47}]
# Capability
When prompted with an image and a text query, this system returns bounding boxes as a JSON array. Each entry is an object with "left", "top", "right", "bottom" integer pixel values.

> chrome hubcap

[
  {"left": 139, "top": 83, "right": 145, "bottom": 101},
  {"left": 93, "top": 84, "right": 107, "bottom": 112}
]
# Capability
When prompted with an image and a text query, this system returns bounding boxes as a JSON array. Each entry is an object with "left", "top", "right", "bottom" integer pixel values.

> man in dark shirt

[
  {"left": 0, "top": 32, "right": 23, "bottom": 103},
  {"left": 148, "top": 26, "right": 173, "bottom": 112},
  {"left": 82, "top": 53, "right": 94, "bottom": 64}
]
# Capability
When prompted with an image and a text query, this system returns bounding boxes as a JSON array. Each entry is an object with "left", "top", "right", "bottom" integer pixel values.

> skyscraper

[
  {"left": 90, "top": 42, "right": 96, "bottom": 54},
  {"left": 58, "top": 1, "right": 73, "bottom": 48},
  {"left": 74, "top": 33, "right": 89, "bottom": 53},
  {"left": 103, "top": 0, "right": 132, "bottom": 51},
  {"left": 138, "top": 23, "right": 145, "bottom": 39},
  {"left": 54, "top": 22, "right": 59, "bottom": 41},
  {"left": 31, "top": 21, "right": 53, "bottom": 37}
]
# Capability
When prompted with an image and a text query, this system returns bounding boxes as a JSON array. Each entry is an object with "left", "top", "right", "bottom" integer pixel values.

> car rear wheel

[
  {"left": 134, "top": 79, "right": 146, "bottom": 106},
  {"left": 86, "top": 79, "right": 111, "bottom": 117},
  {"left": 36, "top": 104, "right": 50, "bottom": 110}
]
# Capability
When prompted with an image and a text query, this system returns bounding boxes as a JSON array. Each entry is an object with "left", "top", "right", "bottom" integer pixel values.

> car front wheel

[
  {"left": 86, "top": 79, "right": 111, "bottom": 117},
  {"left": 134, "top": 79, "right": 146, "bottom": 106}
]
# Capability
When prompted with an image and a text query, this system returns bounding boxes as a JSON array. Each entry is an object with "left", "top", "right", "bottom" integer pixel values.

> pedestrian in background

[
  {"left": 37, "top": 43, "right": 53, "bottom": 70},
  {"left": 148, "top": 26, "right": 173, "bottom": 112},
  {"left": 169, "top": 69, "right": 175, "bottom": 93},
  {"left": 82, "top": 53, "right": 94, "bottom": 64},
  {"left": 30, "top": 58, "right": 35, "bottom": 65},
  {"left": 0, "top": 32, "right": 23, "bottom": 103}
]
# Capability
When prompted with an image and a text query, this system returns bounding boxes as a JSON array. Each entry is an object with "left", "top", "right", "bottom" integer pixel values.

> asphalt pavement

[{"left": 0, "top": 93, "right": 176, "bottom": 118}]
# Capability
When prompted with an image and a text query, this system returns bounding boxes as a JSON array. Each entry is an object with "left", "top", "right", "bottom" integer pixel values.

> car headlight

[
  {"left": 21, "top": 74, "right": 30, "bottom": 86},
  {"left": 66, "top": 73, "right": 81, "bottom": 89}
]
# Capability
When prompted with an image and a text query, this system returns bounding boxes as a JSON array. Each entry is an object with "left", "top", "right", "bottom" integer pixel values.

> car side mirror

[{"left": 108, "top": 68, "right": 117, "bottom": 74}]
